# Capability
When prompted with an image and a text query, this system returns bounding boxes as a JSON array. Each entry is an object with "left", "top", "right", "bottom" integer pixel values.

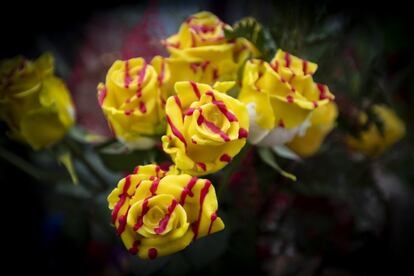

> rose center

[
  {"left": 200, "top": 104, "right": 228, "bottom": 132},
  {"left": 143, "top": 206, "right": 165, "bottom": 227}
]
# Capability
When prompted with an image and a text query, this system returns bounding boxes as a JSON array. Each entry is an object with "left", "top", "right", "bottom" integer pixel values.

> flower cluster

[
  {"left": 0, "top": 8, "right": 407, "bottom": 267},
  {"left": 98, "top": 11, "right": 257, "bottom": 259},
  {"left": 97, "top": 11, "right": 343, "bottom": 259}
]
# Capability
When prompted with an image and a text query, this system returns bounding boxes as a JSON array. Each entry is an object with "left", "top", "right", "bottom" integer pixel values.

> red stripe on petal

[
  {"left": 136, "top": 63, "right": 147, "bottom": 98},
  {"left": 213, "top": 100, "right": 238, "bottom": 122},
  {"left": 207, "top": 211, "right": 218, "bottom": 234},
  {"left": 238, "top": 128, "right": 248, "bottom": 139},
  {"left": 180, "top": 176, "right": 198, "bottom": 205},
  {"left": 150, "top": 178, "right": 160, "bottom": 195},
  {"left": 139, "top": 101, "right": 147, "bottom": 113},
  {"left": 166, "top": 116, "right": 187, "bottom": 147},
  {"left": 148, "top": 248, "right": 158, "bottom": 259},
  {"left": 133, "top": 197, "right": 151, "bottom": 231},
  {"left": 124, "top": 109, "right": 133, "bottom": 116},
  {"left": 202, "top": 117, "right": 230, "bottom": 142},
  {"left": 174, "top": 95, "right": 182, "bottom": 110},
  {"left": 197, "top": 162, "right": 207, "bottom": 171},
  {"left": 124, "top": 60, "right": 132, "bottom": 88},
  {"left": 284, "top": 52, "right": 291, "bottom": 67},
  {"left": 302, "top": 60, "right": 308, "bottom": 75},
  {"left": 128, "top": 240, "right": 140, "bottom": 255},
  {"left": 192, "top": 180, "right": 211, "bottom": 240},
  {"left": 190, "top": 81, "right": 201, "bottom": 98},
  {"left": 220, "top": 154, "right": 232, "bottom": 162},
  {"left": 154, "top": 199, "right": 177, "bottom": 234}
]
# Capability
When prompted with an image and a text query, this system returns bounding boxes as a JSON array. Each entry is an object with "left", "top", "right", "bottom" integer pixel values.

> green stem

[
  {"left": 63, "top": 138, "right": 109, "bottom": 191},
  {"left": 0, "top": 146, "right": 65, "bottom": 181}
]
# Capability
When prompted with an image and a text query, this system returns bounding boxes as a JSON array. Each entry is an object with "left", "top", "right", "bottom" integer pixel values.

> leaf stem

[
  {"left": 63, "top": 138, "right": 109, "bottom": 191},
  {"left": 0, "top": 146, "right": 65, "bottom": 181}
]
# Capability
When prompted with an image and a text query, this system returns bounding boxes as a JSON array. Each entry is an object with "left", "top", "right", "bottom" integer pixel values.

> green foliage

[
  {"left": 224, "top": 17, "right": 276, "bottom": 61},
  {"left": 57, "top": 150, "right": 78, "bottom": 184},
  {"left": 98, "top": 141, "right": 163, "bottom": 172},
  {"left": 257, "top": 147, "right": 297, "bottom": 181}
]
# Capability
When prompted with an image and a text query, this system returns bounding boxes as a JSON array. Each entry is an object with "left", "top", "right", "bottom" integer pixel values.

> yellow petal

[{"left": 287, "top": 102, "right": 338, "bottom": 157}]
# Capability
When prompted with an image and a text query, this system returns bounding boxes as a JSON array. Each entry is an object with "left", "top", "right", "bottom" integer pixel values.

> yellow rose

[
  {"left": 162, "top": 81, "right": 249, "bottom": 176},
  {"left": 107, "top": 164, "right": 224, "bottom": 259},
  {"left": 97, "top": 58, "right": 166, "bottom": 149},
  {"left": 0, "top": 53, "right": 75, "bottom": 149},
  {"left": 287, "top": 102, "right": 338, "bottom": 157},
  {"left": 156, "top": 11, "right": 257, "bottom": 94},
  {"left": 238, "top": 49, "right": 335, "bottom": 147},
  {"left": 346, "top": 105, "right": 405, "bottom": 156}
]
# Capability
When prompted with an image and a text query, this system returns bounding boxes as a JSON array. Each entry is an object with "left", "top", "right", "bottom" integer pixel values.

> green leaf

[
  {"left": 69, "top": 126, "right": 109, "bottom": 144},
  {"left": 57, "top": 150, "right": 79, "bottom": 185},
  {"left": 54, "top": 182, "right": 92, "bottom": 199},
  {"left": 98, "top": 141, "right": 157, "bottom": 172},
  {"left": 257, "top": 147, "right": 297, "bottom": 181},
  {"left": 224, "top": 17, "right": 276, "bottom": 61},
  {"left": 272, "top": 144, "right": 302, "bottom": 161},
  {"left": 0, "top": 145, "right": 66, "bottom": 182}
]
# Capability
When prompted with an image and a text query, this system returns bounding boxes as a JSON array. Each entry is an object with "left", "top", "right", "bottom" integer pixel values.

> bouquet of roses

[{"left": 0, "top": 10, "right": 406, "bottom": 267}]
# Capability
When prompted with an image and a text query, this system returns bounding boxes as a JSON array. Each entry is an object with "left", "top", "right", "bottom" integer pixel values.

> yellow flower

[
  {"left": 107, "top": 164, "right": 224, "bottom": 259},
  {"left": 0, "top": 53, "right": 75, "bottom": 149},
  {"left": 156, "top": 11, "right": 258, "bottom": 94},
  {"left": 97, "top": 58, "right": 166, "bottom": 149},
  {"left": 162, "top": 81, "right": 249, "bottom": 176},
  {"left": 346, "top": 105, "right": 405, "bottom": 156},
  {"left": 238, "top": 49, "right": 335, "bottom": 147},
  {"left": 287, "top": 102, "right": 338, "bottom": 157}
]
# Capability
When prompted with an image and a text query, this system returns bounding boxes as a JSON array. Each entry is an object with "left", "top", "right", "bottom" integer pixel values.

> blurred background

[{"left": 1, "top": 0, "right": 413, "bottom": 275}]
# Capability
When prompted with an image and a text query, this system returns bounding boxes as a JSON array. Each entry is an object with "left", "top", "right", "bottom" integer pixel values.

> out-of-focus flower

[
  {"left": 346, "top": 105, "right": 405, "bottom": 156},
  {"left": 155, "top": 11, "right": 258, "bottom": 95},
  {"left": 107, "top": 164, "right": 224, "bottom": 259},
  {"left": 0, "top": 53, "right": 75, "bottom": 149},
  {"left": 287, "top": 102, "right": 338, "bottom": 157},
  {"left": 162, "top": 81, "right": 249, "bottom": 176},
  {"left": 238, "top": 49, "right": 335, "bottom": 147},
  {"left": 97, "top": 58, "right": 166, "bottom": 149}
]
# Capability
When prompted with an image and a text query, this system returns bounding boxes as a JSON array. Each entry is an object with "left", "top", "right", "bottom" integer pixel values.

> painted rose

[
  {"left": 162, "top": 81, "right": 249, "bottom": 176},
  {"left": 346, "top": 105, "right": 405, "bottom": 156},
  {"left": 287, "top": 102, "right": 338, "bottom": 157},
  {"left": 107, "top": 164, "right": 224, "bottom": 259},
  {"left": 0, "top": 53, "right": 75, "bottom": 149},
  {"left": 97, "top": 58, "right": 166, "bottom": 149},
  {"left": 156, "top": 11, "right": 258, "bottom": 95},
  {"left": 238, "top": 49, "right": 335, "bottom": 147}
]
